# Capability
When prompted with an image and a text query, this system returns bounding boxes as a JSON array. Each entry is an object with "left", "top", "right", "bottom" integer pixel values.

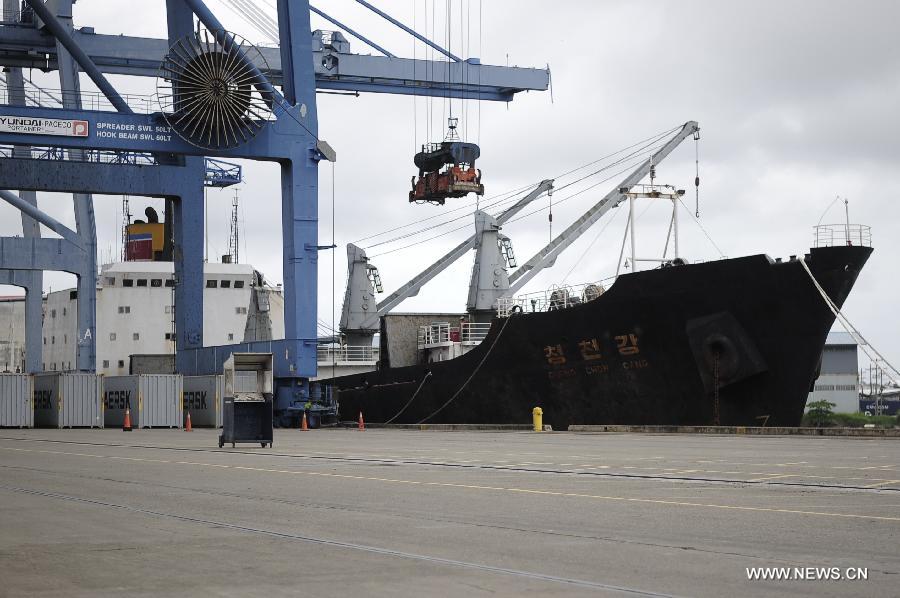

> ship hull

[{"left": 328, "top": 246, "right": 872, "bottom": 429}]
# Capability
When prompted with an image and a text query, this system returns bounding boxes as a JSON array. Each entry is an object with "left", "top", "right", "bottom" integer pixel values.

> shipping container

[
  {"left": 0, "top": 374, "right": 33, "bottom": 428},
  {"left": 104, "top": 375, "right": 183, "bottom": 429},
  {"left": 33, "top": 373, "right": 103, "bottom": 428},
  {"left": 183, "top": 375, "right": 224, "bottom": 427}
]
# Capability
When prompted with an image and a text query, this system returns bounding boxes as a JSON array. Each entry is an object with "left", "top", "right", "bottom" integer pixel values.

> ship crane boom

[
  {"left": 505, "top": 121, "right": 700, "bottom": 296},
  {"left": 340, "top": 180, "right": 554, "bottom": 336}
]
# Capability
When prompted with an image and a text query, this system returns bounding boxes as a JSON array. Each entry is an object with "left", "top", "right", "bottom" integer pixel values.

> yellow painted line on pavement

[
  {"left": 747, "top": 474, "right": 798, "bottom": 483},
  {"left": 2, "top": 445, "right": 900, "bottom": 524},
  {"left": 863, "top": 480, "right": 900, "bottom": 489}
]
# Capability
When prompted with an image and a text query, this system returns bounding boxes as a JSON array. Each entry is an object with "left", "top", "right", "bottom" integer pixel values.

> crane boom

[
  {"left": 506, "top": 121, "right": 699, "bottom": 296},
  {"left": 359, "top": 179, "right": 554, "bottom": 329}
]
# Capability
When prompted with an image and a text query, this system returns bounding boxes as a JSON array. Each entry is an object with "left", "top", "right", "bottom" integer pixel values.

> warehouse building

[{"left": 807, "top": 331, "right": 859, "bottom": 413}]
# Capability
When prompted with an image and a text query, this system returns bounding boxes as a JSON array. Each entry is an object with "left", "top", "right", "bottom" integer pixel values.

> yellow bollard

[{"left": 532, "top": 407, "right": 543, "bottom": 432}]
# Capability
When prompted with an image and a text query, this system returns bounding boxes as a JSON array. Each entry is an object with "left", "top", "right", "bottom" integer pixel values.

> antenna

[
  {"left": 121, "top": 195, "right": 131, "bottom": 261},
  {"left": 228, "top": 190, "right": 240, "bottom": 264},
  {"left": 844, "top": 197, "right": 851, "bottom": 246}
]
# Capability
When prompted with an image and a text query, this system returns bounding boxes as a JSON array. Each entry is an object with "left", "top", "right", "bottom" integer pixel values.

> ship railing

[
  {"left": 417, "top": 321, "right": 492, "bottom": 349},
  {"left": 461, "top": 322, "right": 491, "bottom": 345},
  {"left": 418, "top": 322, "right": 453, "bottom": 348},
  {"left": 814, "top": 224, "right": 872, "bottom": 248},
  {"left": 497, "top": 280, "right": 611, "bottom": 317},
  {"left": 316, "top": 345, "right": 379, "bottom": 363}
]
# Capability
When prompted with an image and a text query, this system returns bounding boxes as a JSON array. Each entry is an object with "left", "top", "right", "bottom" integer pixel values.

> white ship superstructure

[
  {"left": 37, "top": 262, "right": 284, "bottom": 375},
  {"left": 2, "top": 258, "right": 380, "bottom": 378}
]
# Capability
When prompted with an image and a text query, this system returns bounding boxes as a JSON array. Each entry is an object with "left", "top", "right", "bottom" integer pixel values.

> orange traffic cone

[
  {"left": 301, "top": 412, "right": 309, "bottom": 431},
  {"left": 123, "top": 408, "right": 133, "bottom": 432},
  {"left": 185, "top": 411, "right": 193, "bottom": 432},
  {"left": 358, "top": 411, "right": 365, "bottom": 431}
]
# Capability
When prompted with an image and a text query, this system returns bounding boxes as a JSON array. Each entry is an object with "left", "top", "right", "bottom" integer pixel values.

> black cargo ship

[{"left": 328, "top": 244, "right": 872, "bottom": 429}]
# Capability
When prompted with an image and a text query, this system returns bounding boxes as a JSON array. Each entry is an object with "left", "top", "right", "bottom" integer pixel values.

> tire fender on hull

[{"left": 686, "top": 312, "right": 768, "bottom": 392}]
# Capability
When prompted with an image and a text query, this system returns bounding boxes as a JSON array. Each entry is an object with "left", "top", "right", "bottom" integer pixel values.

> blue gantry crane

[{"left": 0, "top": 0, "right": 548, "bottom": 424}]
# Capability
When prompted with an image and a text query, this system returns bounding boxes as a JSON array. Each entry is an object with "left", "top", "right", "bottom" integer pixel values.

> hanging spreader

[{"left": 410, "top": 140, "right": 484, "bottom": 205}]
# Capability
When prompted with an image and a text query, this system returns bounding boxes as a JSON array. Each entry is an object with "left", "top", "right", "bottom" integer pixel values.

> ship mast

[
  {"left": 621, "top": 169, "right": 686, "bottom": 272},
  {"left": 505, "top": 121, "right": 699, "bottom": 295},
  {"left": 228, "top": 190, "right": 240, "bottom": 264}
]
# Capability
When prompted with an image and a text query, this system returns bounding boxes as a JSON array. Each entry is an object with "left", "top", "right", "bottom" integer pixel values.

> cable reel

[{"left": 157, "top": 29, "right": 275, "bottom": 150}]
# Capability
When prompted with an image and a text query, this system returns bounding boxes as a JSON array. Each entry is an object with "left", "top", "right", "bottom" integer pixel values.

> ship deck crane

[
  {"left": 505, "top": 121, "right": 700, "bottom": 297},
  {"left": 341, "top": 180, "right": 554, "bottom": 341}
]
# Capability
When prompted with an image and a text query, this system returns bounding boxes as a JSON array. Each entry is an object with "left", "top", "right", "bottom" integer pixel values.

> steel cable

[{"left": 416, "top": 315, "right": 512, "bottom": 423}]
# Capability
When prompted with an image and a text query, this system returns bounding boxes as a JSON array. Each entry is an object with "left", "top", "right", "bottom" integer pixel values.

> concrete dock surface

[{"left": 1, "top": 429, "right": 898, "bottom": 597}]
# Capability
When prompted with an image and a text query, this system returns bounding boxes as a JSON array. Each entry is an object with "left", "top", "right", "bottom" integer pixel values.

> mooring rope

[
  {"left": 799, "top": 257, "right": 899, "bottom": 381},
  {"left": 416, "top": 315, "right": 513, "bottom": 424},
  {"left": 383, "top": 370, "right": 433, "bottom": 424}
]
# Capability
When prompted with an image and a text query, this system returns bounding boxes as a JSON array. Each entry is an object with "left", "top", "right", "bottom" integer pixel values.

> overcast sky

[{"left": 1, "top": 0, "right": 898, "bottom": 372}]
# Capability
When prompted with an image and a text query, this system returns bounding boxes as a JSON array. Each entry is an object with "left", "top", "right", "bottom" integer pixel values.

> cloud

[{"left": 1, "top": 0, "right": 897, "bottom": 368}]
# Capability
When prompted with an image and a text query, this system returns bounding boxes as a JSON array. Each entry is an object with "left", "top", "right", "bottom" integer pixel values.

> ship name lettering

[
  {"left": 548, "top": 367, "right": 577, "bottom": 380},
  {"left": 543, "top": 344, "right": 567, "bottom": 365},
  {"left": 622, "top": 358, "right": 650, "bottom": 370},
  {"left": 615, "top": 333, "right": 640, "bottom": 356},
  {"left": 578, "top": 338, "right": 604, "bottom": 361}
]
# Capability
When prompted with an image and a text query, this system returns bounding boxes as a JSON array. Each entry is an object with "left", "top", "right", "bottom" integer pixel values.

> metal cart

[{"left": 218, "top": 353, "right": 274, "bottom": 448}]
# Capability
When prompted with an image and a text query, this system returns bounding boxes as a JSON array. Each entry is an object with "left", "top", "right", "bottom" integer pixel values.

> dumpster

[{"left": 218, "top": 353, "right": 273, "bottom": 448}]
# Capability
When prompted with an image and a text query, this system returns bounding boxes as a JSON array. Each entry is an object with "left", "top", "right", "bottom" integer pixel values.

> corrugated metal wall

[
  {"left": 104, "top": 375, "right": 183, "bottom": 429},
  {"left": 61, "top": 374, "right": 102, "bottom": 428},
  {"left": 141, "top": 374, "right": 183, "bottom": 428},
  {"left": 0, "top": 374, "right": 33, "bottom": 428},
  {"left": 33, "top": 373, "right": 103, "bottom": 428},
  {"left": 822, "top": 345, "right": 858, "bottom": 375},
  {"left": 183, "top": 375, "right": 224, "bottom": 427}
]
